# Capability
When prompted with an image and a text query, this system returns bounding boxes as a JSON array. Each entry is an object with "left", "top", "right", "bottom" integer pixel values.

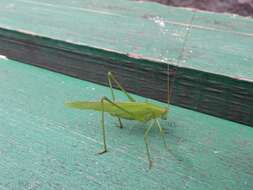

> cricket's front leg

[
  {"left": 144, "top": 121, "right": 155, "bottom": 169},
  {"left": 156, "top": 120, "right": 170, "bottom": 151}
]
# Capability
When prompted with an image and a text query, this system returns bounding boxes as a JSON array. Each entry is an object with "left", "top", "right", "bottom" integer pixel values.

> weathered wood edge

[
  {"left": 0, "top": 28, "right": 252, "bottom": 126},
  {"left": 170, "top": 66, "right": 253, "bottom": 126}
]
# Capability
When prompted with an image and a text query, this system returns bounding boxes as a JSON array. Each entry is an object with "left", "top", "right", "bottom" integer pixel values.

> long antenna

[{"left": 168, "top": 11, "right": 196, "bottom": 107}]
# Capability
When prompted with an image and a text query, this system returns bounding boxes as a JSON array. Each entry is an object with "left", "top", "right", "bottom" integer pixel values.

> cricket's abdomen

[{"left": 110, "top": 102, "right": 166, "bottom": 122}]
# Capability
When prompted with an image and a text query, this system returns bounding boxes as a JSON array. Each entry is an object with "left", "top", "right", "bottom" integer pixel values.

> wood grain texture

[
  {"left": 0, "top": 0, "right": 252, "bottom": 126},
  {"left": 0, "top": 58, "right": 253, "bottom": 190}
]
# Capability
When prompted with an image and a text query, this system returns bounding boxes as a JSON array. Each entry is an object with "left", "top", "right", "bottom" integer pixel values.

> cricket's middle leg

[{"left": 98, "top": 96, "right": 134, "bottom": 154}]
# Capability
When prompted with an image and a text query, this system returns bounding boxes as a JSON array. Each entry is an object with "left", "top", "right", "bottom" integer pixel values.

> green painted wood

[
  {"left": 186, "top": 15, "right": 253, "bottom": 81},
  {"left": 0, "top": 0, "right": 253, "bottom": 126},
  {"left": 1, "top": 58, "right": 253, "bottom": 190},
  {"left": 0, "top": 0, "right": 193, "bottom": 61}
]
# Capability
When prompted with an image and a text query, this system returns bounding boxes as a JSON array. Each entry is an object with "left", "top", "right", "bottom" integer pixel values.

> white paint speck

[
  {"left": 181, "top": 60, "right": 186, "bottom": 64},
  {"left": 161, "top": 57, "right": 169, "bottom": 62},
  {"left": 151, "top": 16, "right": 166, "bottom": 27},
  {"left": 0, "top": 55, "right": 8, "bottom": 60},
  {"left": 213, "top": 150, "right": 220, "bottom": 154},
  {"left": 157, "top": 20, "right": 165, "bottom": 27},
  {"left": 171, "top": 33, "right": 181, "bottom": 37},
  {"left": 231, "top": 14, "right": 237, "bottom": 18}
]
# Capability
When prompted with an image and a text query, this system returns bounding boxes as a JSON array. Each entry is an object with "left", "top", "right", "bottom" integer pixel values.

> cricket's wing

[
  {"left": 65, "top": 101, "right": 140, "bottom": 120},
  {"left": 65, "top": 101, "right": 116, "bottom": 111},
  {"left": 65, "top": 101, "right": 166, "bottom": 122},
  {"left": 65, "top": 101, "right": 133, "bottom": 116}
]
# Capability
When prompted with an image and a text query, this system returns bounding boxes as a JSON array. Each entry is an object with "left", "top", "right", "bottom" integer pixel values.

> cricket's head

[{"left": 161, "top": 108, "right": 168, "bottom": 120}]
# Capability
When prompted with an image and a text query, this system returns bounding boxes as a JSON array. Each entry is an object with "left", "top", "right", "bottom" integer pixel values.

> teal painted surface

[
  {"left": 1, "top": 58, "right": 253, "bottom": 189},
  {"left": 0, "top": 0, "right": 253, "bottom": 81},
  {"left": 0, "top": 0, "right": 193, "bottom": 62},
  {"left": 186, "top": 13, "right": 253, "bottom": 82}
]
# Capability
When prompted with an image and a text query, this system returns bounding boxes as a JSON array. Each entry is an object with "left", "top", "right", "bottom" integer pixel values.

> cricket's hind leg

[
  {"left": 107, "top": 72, "right": 136, "bottom": 102},
  {"left": 97, "top": 97, "right": 107, "bottom": 155},
  {"left": 107, "top": 71, "right": 136, "bottom": 129}
]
